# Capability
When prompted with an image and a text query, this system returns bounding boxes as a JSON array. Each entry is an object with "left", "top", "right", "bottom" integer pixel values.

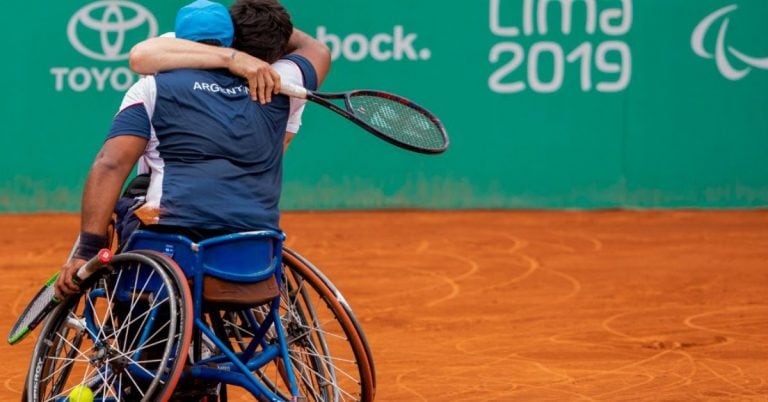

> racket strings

[
  {"left": 12, "top": 287, "right": 56, "bottom": 336},
  {"left": 349, "top": 95, "right": 446, "bottom": 151}
]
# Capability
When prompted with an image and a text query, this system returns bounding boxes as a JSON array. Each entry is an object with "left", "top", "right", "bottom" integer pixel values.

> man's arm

[
  {"left": 55, "top": 136, "right": 147, "bottom": 297},
  {"left": 281, "top": 29, "right": 330, "bottom": 151},
  {"left": 284, "top": 132, "right": 296, "bottom": 151},
  {"left": 129, "top": 37, "right": 233, "bottom": 74},
  {"left": 129, "top": 28, "right": 331, "bottom": 102},
  {"left": 130, "top": 37, "right": 281, "bottom": 104},
  {"left": 285, "top": 29, "right": 331, "bottom": 87}
]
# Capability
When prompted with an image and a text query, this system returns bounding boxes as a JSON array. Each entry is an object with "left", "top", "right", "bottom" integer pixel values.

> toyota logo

[{"left": 67, "top": 0, "right": 158, "bottom": 62}]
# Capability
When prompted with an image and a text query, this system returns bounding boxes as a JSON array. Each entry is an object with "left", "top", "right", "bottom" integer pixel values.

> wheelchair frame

[{"left": 24, "top": 230, "right": 375, "bottom": 401}]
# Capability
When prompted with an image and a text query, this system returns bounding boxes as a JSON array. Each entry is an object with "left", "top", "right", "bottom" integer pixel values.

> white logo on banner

[
  {"left": 52, "top": 0, "right": 157, "bottom": 92},
  {"left": 68, "top": 0, "right": 157, "bottom": 61},
  {"left": 488, "top": 0, "right": 633, "bottom": 94},
  {"left": 692, "top": 4, "right": 768, "bottom": 81},
  {"left": 316, "top": 26, "right": 431, "bottom": 62}
]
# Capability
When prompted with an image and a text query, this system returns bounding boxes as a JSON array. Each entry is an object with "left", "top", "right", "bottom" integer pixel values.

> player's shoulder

[{"left": 273, "top": 55, "right": 318, "bottom": 91}]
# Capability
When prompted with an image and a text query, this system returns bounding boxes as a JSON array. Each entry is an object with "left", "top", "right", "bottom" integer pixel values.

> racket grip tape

[
  {"left": 73, "top": 248, "right": 113, "bottom": 285},
  {"left": 280, "top": 82, "right": 308, "bottom": 99}
]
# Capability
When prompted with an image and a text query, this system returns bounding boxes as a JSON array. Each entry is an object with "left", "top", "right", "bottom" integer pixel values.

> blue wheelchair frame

[{"left": 107, "top": 229, "right": 301, "bottom": 400}]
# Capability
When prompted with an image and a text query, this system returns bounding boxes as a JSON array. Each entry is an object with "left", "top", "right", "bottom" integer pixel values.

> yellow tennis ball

[{"left": 68, "top": 385, "right": 94, "bottom": 402}]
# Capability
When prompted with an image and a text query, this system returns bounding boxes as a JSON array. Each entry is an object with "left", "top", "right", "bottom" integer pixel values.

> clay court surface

[{"left": 1, "top": 210, "right": 767, "bottom": 401}]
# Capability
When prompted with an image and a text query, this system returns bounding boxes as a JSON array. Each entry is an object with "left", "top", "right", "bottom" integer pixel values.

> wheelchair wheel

[
  {"left": 210, "top": 247, "right": 376, "bottom": 402},
  {"left": 26, "top": 252, "right": 193, "bottom": 402}
]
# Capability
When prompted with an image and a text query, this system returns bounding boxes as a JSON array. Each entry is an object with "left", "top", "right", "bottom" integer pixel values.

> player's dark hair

[{"left": 230, "top": 0, "right": 293, "bottom": 64}]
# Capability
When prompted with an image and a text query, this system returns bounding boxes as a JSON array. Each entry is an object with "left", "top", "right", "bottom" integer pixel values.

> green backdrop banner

[{"left": 1, "top": 0, "right": 767, "bottom": 211}]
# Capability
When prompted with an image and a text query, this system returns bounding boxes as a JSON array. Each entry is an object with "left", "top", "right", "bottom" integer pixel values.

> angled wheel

[
  {"left": 25, "top": 252, "right": 193, "bottom": 402},
  {"left": 210, "top": 247, "right": 375, "bottom": 401},
  {"left": 280, "top": 247, "right": 376, "bottom": 402}
]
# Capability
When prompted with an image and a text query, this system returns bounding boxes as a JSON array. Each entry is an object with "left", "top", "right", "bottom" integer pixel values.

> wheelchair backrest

[{"left": 122, "top": 230, "right": 284, "bottom": 282}]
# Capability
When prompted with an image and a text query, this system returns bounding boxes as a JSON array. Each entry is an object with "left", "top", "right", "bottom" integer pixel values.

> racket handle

[
  {"left": 280, "top": 82, "right": 308, "bottom": 99},
  {"left": 74, "top": 248, "right": 113, "bottom": 283},
  {"left": 52, "top": 249, "right": 111, "bottom": 303}
]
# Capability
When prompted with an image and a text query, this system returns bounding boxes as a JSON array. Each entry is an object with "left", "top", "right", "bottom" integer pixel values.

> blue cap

[{"left": 175, "top": 0, "right": 234, "bottom": 47}]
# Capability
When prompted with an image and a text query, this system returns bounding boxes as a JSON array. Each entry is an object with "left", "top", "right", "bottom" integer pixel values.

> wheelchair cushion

[{"left": 202, "top": 275, "right": 279, "bottom": 306}]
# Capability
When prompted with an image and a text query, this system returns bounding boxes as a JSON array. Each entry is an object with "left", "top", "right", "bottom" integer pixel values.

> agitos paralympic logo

[
  {"left": 51, "top": 0, "right": 157, "bottom": 92},
  {"left": 692, "top": 4, "right": 768, "bottom": 81}
]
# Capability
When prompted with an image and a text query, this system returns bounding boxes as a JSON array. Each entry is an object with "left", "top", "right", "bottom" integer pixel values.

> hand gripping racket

[
  {"left": 280, "top": 82, "right": 449, "bottom": 154},
  {"left": 7, "top": 248, "right": 113, "bottom": 345}
]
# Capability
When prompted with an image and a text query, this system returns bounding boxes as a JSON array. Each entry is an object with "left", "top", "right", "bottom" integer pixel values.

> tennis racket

[
  {"left": 280, "top": 82, "right": 449, "bottom": 154},
  {"left": 7, "top": 248, "right": 113, "bottom": 345}
]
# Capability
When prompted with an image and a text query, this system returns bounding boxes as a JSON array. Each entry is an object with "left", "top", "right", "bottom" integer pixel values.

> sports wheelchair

[{"left": 24, "top": 229, "right": 375, "bottom": 401}]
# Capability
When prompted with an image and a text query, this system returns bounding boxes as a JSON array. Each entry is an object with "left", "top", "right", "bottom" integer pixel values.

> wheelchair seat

[{"left": 122, "top": 229, "right": 285, "bottom": 306}]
